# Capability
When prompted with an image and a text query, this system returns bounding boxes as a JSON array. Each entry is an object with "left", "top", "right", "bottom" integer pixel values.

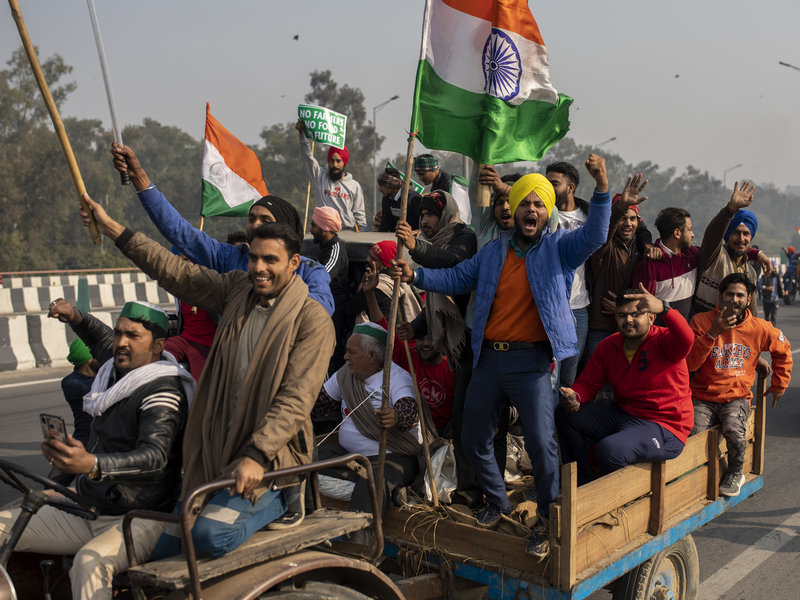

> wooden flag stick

[
  {"left": 302, "top": 141, "right": 315, "bottom": 235},
  {"left": 8, "top": 0, "right": 101, "bottom": 246},
  {"left": 402, "top": 340, "right": 439, "bottom": 507},
  {"left": 375, "top": 134, "right": 416, "bottom": 508},
  {"left": 476, "top": 162, "right": 493, "bottom": 208}
]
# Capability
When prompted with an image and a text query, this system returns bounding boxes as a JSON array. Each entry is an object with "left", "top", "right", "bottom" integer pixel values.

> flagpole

[
  {"left": 376, "top": 132, "right": 416, "bottom": 509},
  {"left": 375, "top": 0, "right": 430, "bottom": 512},
  {"left": 302, "top": 141, "right": 315, "bottom": 235},
  {"left": 86, "top": 0, "right": 128, "bottom": 185},
  {"left": 403, "top": 339, "right": 439, "bottom": 507},
  {"left": 199, "top": 216, "right": 205, "bottom": 232},
  {"left": 8, "top": 0, "right": 101, "bottom": 246}
]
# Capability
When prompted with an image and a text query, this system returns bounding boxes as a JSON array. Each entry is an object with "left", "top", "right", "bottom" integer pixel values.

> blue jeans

[
  {"left": 462, "top": 344, "right": 559, "bottom": 518},
  {"left": 152, "top": 487, "right": 287, "bottom": 559},
  {"left": 555, "top": 403, "right": 684, "bottom": 485},
  {"left": 552, "top": 307, "right": 589, "bottom": 390}
]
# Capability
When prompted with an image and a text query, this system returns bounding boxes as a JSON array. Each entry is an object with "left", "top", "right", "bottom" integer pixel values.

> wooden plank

[
  {"left": 663, "top": 467, "right": 707, "bottom": 521},
  {"left": 560, "top": 462, "right": 577, "bottom": 592},
  {"left": 549, "top": 503, "right": 562, "bottom": 587},
  {"left": 381, "top": 507, "right": 549, "bottom": 577},
  {"left": 707, "top": 429, "right": 720, "bottom": 501},
  {"left": 575, "top": 463, "right": 650, "bottom": 528},
  {"left": 664, "top": 429, "right": 710, "bottom": 481},
  {"left": 573, "top": 495, "right": 651, "bottom": 575},
  {"left": 753, "top": 374, "right": 767, "bottom": 475},
  {"left": 128, "top": 509, "right": 372, "bottom": 589},
  {"left": 648, "top": 461, "right": 666, "bottom": 535}
]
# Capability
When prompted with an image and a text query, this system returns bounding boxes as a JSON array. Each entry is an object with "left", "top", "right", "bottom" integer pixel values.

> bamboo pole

[
  {"left": 9, "top": 0, "right": 101, "bottom": 246},
  {"left": 476, "top": 162, "right": 493, "bottom": 208},
  {"left": 375, "top": 134, "right": 416, "bottom": 508},
  {"left": 302, "top": 141, "right": 315, "bottom": 235},
  {"left": 403, "top": 340, "right": 439, "bottom": 507}
]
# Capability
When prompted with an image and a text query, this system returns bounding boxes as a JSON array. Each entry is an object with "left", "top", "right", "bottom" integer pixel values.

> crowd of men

[{"left": 0, "top": 140, "right": 793, "bottom": 597}]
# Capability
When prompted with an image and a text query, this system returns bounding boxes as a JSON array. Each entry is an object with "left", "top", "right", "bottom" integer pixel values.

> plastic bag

[
  {"left": 424, "top": 440, "right": 457, "bottom": 503},
  {"left": 317, "top": 474, "right": 356, "bottom": 501}
]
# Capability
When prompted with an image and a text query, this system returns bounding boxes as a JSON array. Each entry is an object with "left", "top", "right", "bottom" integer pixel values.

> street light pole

[
  {"left": 372, "top": 95, "right": 399, "bottom": 217},
  {"left": 723, "top": 163, "right": 743, "bottom": 189}
]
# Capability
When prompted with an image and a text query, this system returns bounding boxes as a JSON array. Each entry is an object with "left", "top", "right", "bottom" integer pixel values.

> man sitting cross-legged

[{"left": 556, "top": 285, "right": 694, "bottom": 485}]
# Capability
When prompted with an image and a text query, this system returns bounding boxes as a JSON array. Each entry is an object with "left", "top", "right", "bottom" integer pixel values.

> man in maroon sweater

[{"left": 555, "top": 284, "right": 694, "bottom": 485}]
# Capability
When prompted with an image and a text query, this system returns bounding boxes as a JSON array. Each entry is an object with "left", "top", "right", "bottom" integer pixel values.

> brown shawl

[
  {"left": 182, "top": 275, "right": 335, "bottom": 499},
  {"left": 118, "top": 231, "right": 335, "bottom": 502}
]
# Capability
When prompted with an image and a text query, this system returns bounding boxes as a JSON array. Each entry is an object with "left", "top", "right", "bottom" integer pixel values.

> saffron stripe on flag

[
  {"left": 440, "top": 0, "right": 544, "bottom": 44},
  {"left": 427, "top": 0, "right": 556, "bottom": 105}
]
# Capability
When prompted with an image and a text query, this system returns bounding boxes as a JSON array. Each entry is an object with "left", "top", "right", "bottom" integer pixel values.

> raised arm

[
  {"left": 296, "top": 120, "right": 322, "bottom": 180},
  {"left": 697, "top": 182, "right": 755, "bottom": 273},
  {"left": 79, "top": 193, "right": 232, "bottom": 314},
  {"left": 49, "top": 299, "right": 113, "bottom": 364},
  {"left": 112, "top": 144, "right": 242, "bottom": 272}
]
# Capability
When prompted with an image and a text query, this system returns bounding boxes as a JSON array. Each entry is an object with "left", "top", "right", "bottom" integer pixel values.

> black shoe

[
  {"left": 475, "top": 504, "right": 510, "bottom": 529},
  {"left": 268, "top": 481, "right": 305, "bottom": 530},
  {"left": 526, "top": 519, "right": 550, "bottom": 559}
]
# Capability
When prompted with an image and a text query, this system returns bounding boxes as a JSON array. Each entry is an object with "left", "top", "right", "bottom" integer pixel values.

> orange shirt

[
  {"left": 483, "top": 248, "right": 547, "bottom": 343},
  {"left": 687, "top": 309, "right": 793, "bottom": 404}
]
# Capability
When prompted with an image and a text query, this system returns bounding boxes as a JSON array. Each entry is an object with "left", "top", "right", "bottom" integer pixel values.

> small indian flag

[
  {"left": 201, "top": 103, "right": 268, "bottom": 217},
  {"left": 411, "top": 0, "right": 572, "bottom": 164}
]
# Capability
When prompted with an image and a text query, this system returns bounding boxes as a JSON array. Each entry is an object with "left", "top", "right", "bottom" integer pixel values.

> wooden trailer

[{"left": 379, "top": 377, "right": 768, "bottom": 600}]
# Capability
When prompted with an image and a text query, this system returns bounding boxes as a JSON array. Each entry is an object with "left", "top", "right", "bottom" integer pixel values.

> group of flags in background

[{"left": 201, "top": 0, "right": 571, "bottom": 219}]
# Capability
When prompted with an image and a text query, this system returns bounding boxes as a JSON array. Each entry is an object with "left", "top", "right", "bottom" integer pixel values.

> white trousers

[{"left": 0, "top": 505, "right": 165, "bottom": 600}]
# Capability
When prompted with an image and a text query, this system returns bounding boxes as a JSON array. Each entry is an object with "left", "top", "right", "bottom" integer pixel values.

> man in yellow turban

[{"left": 392, "top": 155, "right": 612, "bottom": 559}]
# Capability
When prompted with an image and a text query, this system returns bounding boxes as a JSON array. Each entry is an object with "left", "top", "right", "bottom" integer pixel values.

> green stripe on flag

[
  {"left": 201, "top": 181, "right": 254, "bottom": 218},
  {"left": 413, "top": 61, "right": 573, "bottom": 164}
]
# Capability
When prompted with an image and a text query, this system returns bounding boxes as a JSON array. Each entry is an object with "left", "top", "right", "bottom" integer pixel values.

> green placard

[
  {"left": 298, "top": 104, "right": 347, "bottom": 149},
  {"left": 386, "top": 161, "right": 424, "bottom": 194}
]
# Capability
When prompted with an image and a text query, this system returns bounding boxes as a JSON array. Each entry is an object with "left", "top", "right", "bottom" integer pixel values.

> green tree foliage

[{"left": 1, "top": 48, "right": 797, "bottom": 272}]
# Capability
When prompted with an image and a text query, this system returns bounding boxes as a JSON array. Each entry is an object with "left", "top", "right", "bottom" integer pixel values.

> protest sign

[
  {"left": 298, "top": 104, "right": 347, "bottom": 149},
  {"left": 386, "top": 160, "right": 424, "bottom": 194}
]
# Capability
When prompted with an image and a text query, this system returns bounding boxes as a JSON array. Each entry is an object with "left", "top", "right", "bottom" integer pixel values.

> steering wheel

[{"left": 0, "top": 458, "right": 98, "bottom": 520}]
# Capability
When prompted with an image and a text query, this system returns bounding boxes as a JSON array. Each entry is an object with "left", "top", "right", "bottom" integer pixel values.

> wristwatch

[
  {"left": 659, "top": 300, "right": 671, "bottom": 316},
  {"left": 89, "top": 456, "right": 101, "bottom": 481}
]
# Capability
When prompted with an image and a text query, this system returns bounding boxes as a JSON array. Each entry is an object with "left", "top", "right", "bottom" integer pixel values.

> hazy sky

[{"left": 2, "top": 1, "right": 799, "bottom": 190}]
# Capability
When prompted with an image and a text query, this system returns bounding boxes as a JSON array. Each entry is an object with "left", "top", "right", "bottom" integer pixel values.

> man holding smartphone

[
  {"left": 0, "top": 300, "right": 195, "bottom": 600},
  {"left": 687, "top": 273, "right": 792, "bottom": 497}
]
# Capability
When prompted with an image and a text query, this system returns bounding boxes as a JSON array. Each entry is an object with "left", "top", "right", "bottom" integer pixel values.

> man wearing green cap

[
  {"left": 78, "top": 195, "right": 335, "bottom": 559},
  {"left": 0, "top": 298, "right": 195, "bottom": 600},
  {"left": 314, "top": 322, "right": 433, "bottom": 515},
  {"left": 63, "top": 338, "right": 99, "bottom": 446},
  {"left": 392, "top": 155, "right": 612, "bottom": 559}
]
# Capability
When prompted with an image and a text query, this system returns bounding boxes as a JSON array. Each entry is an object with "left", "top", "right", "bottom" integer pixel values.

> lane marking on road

[
  {"left": 792, "top": 348, "right": 800, "bottom": 354},
  {"left": 0, "top": 377, "right": 62, "bottom": 390},
  {"left": 699, "top": 510, "right": 800, "bottom": 599}
]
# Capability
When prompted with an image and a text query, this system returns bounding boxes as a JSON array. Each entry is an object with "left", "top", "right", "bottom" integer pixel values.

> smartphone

[
  {"left": 720, "top": 301, "right": 735, "bottom": 319},
  {"left": 40, "top": 413, "right": 67, "bottom": 444}
]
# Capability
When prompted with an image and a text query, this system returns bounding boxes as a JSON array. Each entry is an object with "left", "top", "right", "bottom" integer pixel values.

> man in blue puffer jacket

[
  {"left": 392, "top": 154, "right": 611, "bottom": 559},
  {"left": 110, "top": 145, "right": 335, "bottom": 315}
]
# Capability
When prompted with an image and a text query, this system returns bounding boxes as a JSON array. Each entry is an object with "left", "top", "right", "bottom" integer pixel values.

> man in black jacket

[{"left": 0, "top": 299, "right": 193, "bottom": 600}]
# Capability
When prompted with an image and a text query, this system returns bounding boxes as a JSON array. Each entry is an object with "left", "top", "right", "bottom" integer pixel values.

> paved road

[{"left": 1, "top": 305, "right": 799, "bottom": 598}]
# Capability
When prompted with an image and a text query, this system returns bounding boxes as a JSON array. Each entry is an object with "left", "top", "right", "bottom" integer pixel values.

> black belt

[{"left": 482, "top": 340, "right": 543, "bottom": 352}]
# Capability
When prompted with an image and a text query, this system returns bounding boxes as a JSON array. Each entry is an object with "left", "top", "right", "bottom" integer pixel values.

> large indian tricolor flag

[
  {"left": 201, "top": 103, "right": 268, "bottom": 217},
  {"left": 411, "top": 0, "right": 572, "bottom": 164}
]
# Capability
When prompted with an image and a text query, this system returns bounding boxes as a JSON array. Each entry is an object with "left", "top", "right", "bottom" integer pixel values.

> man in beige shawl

[
  {"left": 313, "top": 322, "right": 433, "bottom": 515},
  {"left": 79, "top": 195, "right": 335, "bottom": 558}
]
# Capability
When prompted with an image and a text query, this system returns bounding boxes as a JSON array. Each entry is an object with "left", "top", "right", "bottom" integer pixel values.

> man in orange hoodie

[{"left": 688, "top": 272, "right": 792, "bottom": 497}]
